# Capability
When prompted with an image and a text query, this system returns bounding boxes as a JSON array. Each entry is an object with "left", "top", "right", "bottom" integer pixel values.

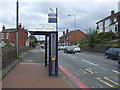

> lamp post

[
  {"left": 16, "top": 0, "right": 19, "bottom": 58},
  {"left": 67, "top": 14, "right": 76, "bottom": 45}
]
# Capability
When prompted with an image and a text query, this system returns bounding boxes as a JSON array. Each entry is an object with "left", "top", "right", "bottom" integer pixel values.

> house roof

[
  {"left": 24, "top": 29, "right": 28, "bottom": 33},
  {"left": 59, "top": 30, "right": 87, "bottom": 39},
  {"left": 96, "top": 11, "right": 120, "bottom": 24},
  {"left": 2, "top": 28, "right": 28, "bottom": 33},
  {"left": 59, "top": 31, "right": 74, "bottom": 38},
  {"left": 2, "top": 28, "right": 17, "bottom": 33}
]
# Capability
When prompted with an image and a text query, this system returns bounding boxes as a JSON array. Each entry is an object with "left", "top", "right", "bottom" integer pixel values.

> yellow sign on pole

[{"left": 77, "top": 43, "right": 80, "bottom": 46}]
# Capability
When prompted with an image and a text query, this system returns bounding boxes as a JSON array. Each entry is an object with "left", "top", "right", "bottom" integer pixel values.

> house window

[
  {"left": 6, "top": 33, "right": 9, "bottom": 39},
  {"left": 115, "top": 24, "right": 118, "bottom": 32},
  {"left": 2, "top": 33, "right": 4, "bottom": 39}
]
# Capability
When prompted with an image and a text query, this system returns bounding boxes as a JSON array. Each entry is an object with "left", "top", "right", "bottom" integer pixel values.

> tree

[
  {"left": 87, "top": 29, "right": 96, "bottom": 48},
  {"left": 29, "top": 35, "right": 38, "bottom": 48}
]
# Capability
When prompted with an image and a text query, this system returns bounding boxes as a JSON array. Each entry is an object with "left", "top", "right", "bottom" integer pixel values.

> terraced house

[
  {"left": 59, "top": 29, "right": 87, "bottom": 45},
  {"left": 96, "top": 10, "right": 120, "bottom": 36},
  {"left": 0, "top": 24, "right": 28, "bottom": 47}
]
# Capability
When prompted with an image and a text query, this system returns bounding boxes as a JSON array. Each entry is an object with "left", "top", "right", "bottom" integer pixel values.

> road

[{"left": 58, "top": 50, "right": 120, "bottom": 88}]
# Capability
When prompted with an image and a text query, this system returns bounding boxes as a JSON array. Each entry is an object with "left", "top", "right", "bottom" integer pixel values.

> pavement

[{"left": 2, "top": 46, "right": 76, "bottom": 88}]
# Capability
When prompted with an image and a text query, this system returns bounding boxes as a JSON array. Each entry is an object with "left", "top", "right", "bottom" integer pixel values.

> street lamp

[{"left": 67, "top": 13, "right": 76, "bottom": 45}]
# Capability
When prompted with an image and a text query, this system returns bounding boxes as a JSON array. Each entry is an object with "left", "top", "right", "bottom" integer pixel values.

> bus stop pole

[
  {"left": 45, "top": 35, "right": 47, "bottom": 67},
  {"left": 55, "top": 8, "right": 58, "bottom": 76},
  {"left": 49, "top": 34, "right": 52, "bottom": 76},
  {"left": 55, "top": 32, "right": 58, "bottom": 76}
]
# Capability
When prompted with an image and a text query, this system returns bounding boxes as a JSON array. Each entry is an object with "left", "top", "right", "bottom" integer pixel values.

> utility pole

[{"left": 16, "top": 0, "right": 19, "bottom": 58}]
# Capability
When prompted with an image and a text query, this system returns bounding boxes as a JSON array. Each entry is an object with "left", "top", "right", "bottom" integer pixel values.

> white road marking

[
  {"left": 67, "top": 54, "right": 77, "bottom": 59},
  {"left": 112, "top": 70, "right": 120, "bottom": 74},
  {"left": 81, "top": 59, "right": 99, "bottom": 66},
  {"left": 63, "top": 53, "right": 66, "bottom": 55},
  {"left": 100, "top": 67, "right": 108, "bottom": 71},
  {"left": 28, "top": 59, "right": 33, "bottom": 62}
]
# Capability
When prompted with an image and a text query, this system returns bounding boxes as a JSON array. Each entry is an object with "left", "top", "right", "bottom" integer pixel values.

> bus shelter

[{"left": 29, "top": 30, "right": 58, "bottom": 76}]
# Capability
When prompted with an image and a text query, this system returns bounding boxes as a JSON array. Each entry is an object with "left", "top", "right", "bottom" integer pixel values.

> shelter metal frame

[{"left": 29, "top": 31, "right": 58, "bottom": 76}]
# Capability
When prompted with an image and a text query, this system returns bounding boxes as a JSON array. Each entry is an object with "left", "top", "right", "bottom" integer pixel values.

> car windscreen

[
  {"left": 72, "top": 46, "right": 79, "bottom": 48},
  {"left": 67, "top": 46, "right": 71, "bottom": 49},
  {"left": 117, "top": 49, "right": 120, "bottom": 53}
]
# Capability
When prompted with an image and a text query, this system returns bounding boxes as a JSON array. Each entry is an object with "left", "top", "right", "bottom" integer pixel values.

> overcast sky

[{"left": 0, "top": 0, "right": 120, "bottom": 39}]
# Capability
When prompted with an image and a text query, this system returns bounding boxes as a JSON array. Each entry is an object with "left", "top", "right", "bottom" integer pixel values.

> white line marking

[
  {"left": 63, "top": 53, "right": 66, "bottom": 55},
  {"left": 81, "top": 59, "right": 99, "bottom": 66},
  {"left": 112, "top": 70, "right": 120, "bottom": 74},
  {"left": 67, "top": 55, "right": 77, "bottom": 59}
]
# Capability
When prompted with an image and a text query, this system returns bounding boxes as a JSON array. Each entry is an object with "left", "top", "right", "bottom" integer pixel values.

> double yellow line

[
  {"left": 97, "top": 77, "right": 120, "bottom": 87},
  {"left": 104, "top": 77, "right": 120, "bottom": 86}
]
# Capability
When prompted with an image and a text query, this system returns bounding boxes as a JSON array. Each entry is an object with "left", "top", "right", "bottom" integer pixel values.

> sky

[{"left": 0, "top": 0, "right": 120, "bottom": 40}]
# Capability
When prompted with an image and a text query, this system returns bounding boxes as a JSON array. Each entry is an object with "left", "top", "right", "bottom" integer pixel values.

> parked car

[
  {"left": 105, "top": 48, "right": 120, "bottom": 60},
  {"left": 63, "top": 46, "right": 68, "bottom": 50},
  {"left": 61, "top": 46, "right": 65, "bottom": 50},
  {"left": 64, "top": 46, "right": 75, "bottom": 54},
  {"left": 58, "top": 46, "right": 62, "bottom": 50},
  {"left": 118, "top": 57, "right": 120, "bottom": 64},
  {"left": 72, "top": 45, "right": 81, "bottom": 52}
]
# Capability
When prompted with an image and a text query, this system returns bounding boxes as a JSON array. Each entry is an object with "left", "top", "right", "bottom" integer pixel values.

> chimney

[
  {"left": 2, "top": 25, "right": 5, "bottom": 30},
  {"left": 66, "top": 29, "right": 69, "bottom": 34},
  {"left": 19, "top": 23, "right": 22, "bottom": 28},
  {"left": 63, "top": 31, "right": 65, "bottom": 35},
  {"left": 111, "top": 10, "right": 115, "bottom": 16}
]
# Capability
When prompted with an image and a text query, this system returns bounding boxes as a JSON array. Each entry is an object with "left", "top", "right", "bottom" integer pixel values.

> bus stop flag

[{"left": 48, "top": 8, "right": 57, "bottom": 23}]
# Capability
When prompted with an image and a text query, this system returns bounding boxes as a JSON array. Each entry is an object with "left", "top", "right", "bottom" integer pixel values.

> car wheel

[
  {"left": 105, "top": 54, "right": 109, "bottom": 59},
  {"left": 118, "top": 61, "right": 120, "bottom": 64}
]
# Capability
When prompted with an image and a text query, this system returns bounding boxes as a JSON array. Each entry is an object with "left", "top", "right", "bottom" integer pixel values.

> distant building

[
  {"left": 0, "top": 24, "right": 28, "bottom": 47},
  {"left": 96, "top": 11, "right": 120, "bottom": 36},
  {"left": 59, "top": 29, "right": 87, "bottom": 45}
]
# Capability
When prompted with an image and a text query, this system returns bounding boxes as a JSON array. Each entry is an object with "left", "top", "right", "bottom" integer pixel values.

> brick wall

[
  {"left": 69, "top": 30, "right": 87, "bottom": 42},
  {"left": 2, "top": 46, "right": 29, "bottom": 68},
  {"left": 80, "top": 46, "right": 106, "bottom": 53},
  {"left": 59, "top": 30, "right": 87, "bottom": 45},
  {"left": 18, "top": 28, "right": 28, "bottom": 46}
]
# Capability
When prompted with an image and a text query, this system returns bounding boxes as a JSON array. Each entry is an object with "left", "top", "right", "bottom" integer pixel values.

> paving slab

[{"left": 2, "top": 62, "right": 71, "bottom": 88}]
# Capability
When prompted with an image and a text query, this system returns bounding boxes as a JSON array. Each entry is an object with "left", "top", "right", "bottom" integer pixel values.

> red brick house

[
  {"left": 59, "top": 29, "right": 87, "bottom": 45},
  {"left": 0, "top": 24, "right": 28, "bottom": 47}
]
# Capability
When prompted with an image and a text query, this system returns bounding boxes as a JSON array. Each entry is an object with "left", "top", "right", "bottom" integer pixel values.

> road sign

[{"left": 48, "top": 8, "right": 57, "bottom": 23}]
